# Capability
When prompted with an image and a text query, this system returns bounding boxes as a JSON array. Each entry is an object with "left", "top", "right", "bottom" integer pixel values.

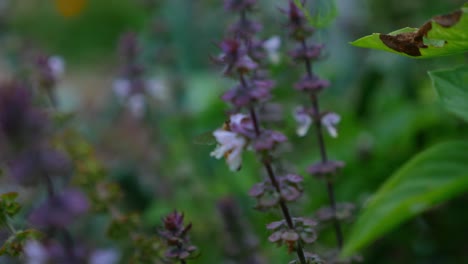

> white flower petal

[
  {"left": 264, "top": 36, "right": 281, "bottom": 64},
  {"left": 90, "top": 249, "right": 120, "bottom": 264},
  {"left": 113, "top": 79, "right": 131, "bottom": 100},
  {"left": 230, "top": 113, "right": 248, "bottom": 126},
  {"left": 210, "top": 129, "right": 247, "bottom": 171},
  {"left": 294, "top": 107, "right": 312, "bottom": 137},
  {"left": 127, "top": 94, "right": 146, "bottom": 118},
  {"left": 264, "top": 36, "right": 281, "bottom": 51},
  {"left": 24, "top": 240, "right": 48, "bottom": 264},
  {"left": 321, "top": 113, "right": 341, "bottom": 138},
  {"left": 226, "top": 146, "right": 243, "bottom": 171},
  {"left": 146, "top": 78, "right": 169, "bottom": 101},
  {"left": 48, "top": 56, "right": 65, "bottom": 79}
]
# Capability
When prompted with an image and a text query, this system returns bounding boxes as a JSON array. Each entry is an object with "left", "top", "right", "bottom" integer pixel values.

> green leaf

[
  {"left": 429, "top": 65, "right": 468, "bottom": 121},
  {"left": 0, "top": 192, "right": 21, "bottom": 218},
  {"left": 342, "top": 141, "right": 468, "bottom": 258},
  {"left": 0, "top": 229, "right": 43, "bottom": 257},
  {"left": 350, "top": 3, "right": 468, "bottom": 58}
]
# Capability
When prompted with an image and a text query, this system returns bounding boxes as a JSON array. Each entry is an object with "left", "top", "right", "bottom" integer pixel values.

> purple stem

[
  {"left": 303, "top": 39, "right": 344, "bottom": 249},
  {"left": 240, "top": 73, "right": 307, "bottom": 264}
]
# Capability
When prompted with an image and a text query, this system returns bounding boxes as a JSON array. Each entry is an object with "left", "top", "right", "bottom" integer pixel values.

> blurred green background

[{"left": 1, "top": 0, "right": 468, "bottom": 263}]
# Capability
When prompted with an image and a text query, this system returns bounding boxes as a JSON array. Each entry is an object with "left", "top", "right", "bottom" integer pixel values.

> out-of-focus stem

[{"left": 307, "top": 71, "right": 344, "bottom": 250}]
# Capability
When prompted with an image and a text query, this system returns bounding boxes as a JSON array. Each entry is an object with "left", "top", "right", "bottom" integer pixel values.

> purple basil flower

[
  {"left": 283, "top": 1, "right": 314, "bottom": 41},
  {"left": 215, "top": 39, "right": 258, "bottom": 75},
  {"left": 289, "top": 44, "right": 323, "bottom": 61},
  {"left": 294, "top": 74, "right": 330, "bottom": 93},
  {"left": 119, "top": 31, "right": 140, "bottom": 62},
  {"left": 221, "top": 79, "right": 274, "bottom": 107},
  {"left": 24, "top": 239, "right": 119, "bottom": 264},
  {"left": 229, "top": 18, "right": 263, "bottom": 39},
  {"left": 159, "top": 211, "right": 198, "bottom": 261},
  {"left": 29, "top": 189, "right": 89, "bottom": 229},
  {"left": 0, "top": 83, "right": 48, "bottom": 152},
  {"left": 252, "top": 130, "right": 287, "bottom": 151},
  {"left": 24, "top": 239, "right": 86, "bottom": 264},
  {"left": 229, "top": 113, "right": 256, "bottom": 138},
  {"left": 224, "top": 0, "right": 257, "bottom": 12},
  {"left": 307, "top": 160, "right": 345, "bottom": 180},
  {"left": 8, "top": 148, "right": 71, "bottom": 186},
  {"left": 249, "top": 174, "right": 304, "bottom": 210},
  {"left": 35, "top": 54, "right": 65, "bottom": 90}
]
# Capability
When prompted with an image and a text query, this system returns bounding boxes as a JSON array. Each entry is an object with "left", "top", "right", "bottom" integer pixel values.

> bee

[{"left": 193, "top": 120, "right": 231, "bottom": 146}]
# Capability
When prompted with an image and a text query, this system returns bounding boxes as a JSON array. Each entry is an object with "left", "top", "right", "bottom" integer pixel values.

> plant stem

[
  {"left": 301, "top": 36, "right": 344, "bottom": 249},
  {"left": 310, "top": 94, "right": 344, "bottom": 250},
  {"left": 3, "top": 217, "right": 17, "bottom": 235},
  {"left": 247, "top": 103, "right": 307, "bottom": 264}
]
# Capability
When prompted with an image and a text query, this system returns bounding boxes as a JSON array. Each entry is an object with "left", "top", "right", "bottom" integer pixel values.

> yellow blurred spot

[{"left": 55, "top": 0, "right": 86, "bottom": 18}]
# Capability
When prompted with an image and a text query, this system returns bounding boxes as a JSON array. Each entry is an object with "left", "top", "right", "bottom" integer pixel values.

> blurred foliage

[
  {"left": 429, "top": 65, "right": 468, "bottom": 121},
  {"left": 0, "top": 0, "right": 467, "bottom": 263},
  {"left": 343, "top": 141, "right": 468, "bottom": 257}
]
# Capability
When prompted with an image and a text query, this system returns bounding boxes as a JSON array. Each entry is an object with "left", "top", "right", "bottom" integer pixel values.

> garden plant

[{"left": 0, "top": 0, "right": 467, "bottom": 263}]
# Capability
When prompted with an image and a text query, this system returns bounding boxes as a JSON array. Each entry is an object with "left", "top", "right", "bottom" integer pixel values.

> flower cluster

[
  {"left": 210, "top": 1, "right": 314, "bottom": 263},
  {"left": 158, "top": 211, "right": 197, "bottom": 262},
  {"left": 249, "top": 174, "right": 303, "bottom": 210},
  {"left": 28, "top": 189, "right": 89, "bottom": 229},
  {"left": 113, "top": 31, "right": 168, "bottom": 118},
  {"left": 0, "top": 80, "right": 119, "bottom": 263},
  {"left": 0, "top": 82, "right": 69, "bottom": 185},
  {"left": 211, "top": 113, "right": 288, "bottom": 171},
  {"left": 267, "top": 218, "right": 318, "bottom": 249},
  {"left": 34, "top": 54, "right": 65, "bottom": 92},
  {"left": 294, "top": 107, "right": 340, "bottom": 138},
  {"left": 23, "top": 239, "right": 119, "bottom": 264},
  {"left": 284, "top": 1, "right": 353, "bottom": 258}
]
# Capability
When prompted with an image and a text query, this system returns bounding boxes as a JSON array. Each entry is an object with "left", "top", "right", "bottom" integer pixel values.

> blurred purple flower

[
  {"left": 8, "top": 148, "right": 71, "bottom": 186},
  {"left": 24, "top": 239, "right": 119, "bottom": 264},
  {"left": 222, "top": 79, "right": 273, "bottom": 107},
  {"left": 0, "top": 83, "right": 47, "bottom": 152},
  {"left": 35, "top": 54, "right": 65, "bottom": 90},
  {"left": 214, "top": 39, "right": 258, "bottom": 75},
  {"left": 29, "top": 189, "right": 89, "bottom": 229},
  {"left": 224, "top": 0, "right": 257, "bottom": 12},
  {"left": 294, "top": 74, "right": 330, "bottom": 93},
  {"left": 307, "top": 160, "right": 345, "bottom": 180},
  {"left": 252, "top": 130, "right": 287, "bottom": 152},
  {"left": 289, "top": 44, "right": 323, "bottom": 61},
  {"left": 282, "top": 1, "right": 314, "bottom": 41},
  {"left": 229, "top": 18, "right": 262, "bottom": 39},
  {"left": 119, "top": 31, "right": 140, "bottom": 62}
]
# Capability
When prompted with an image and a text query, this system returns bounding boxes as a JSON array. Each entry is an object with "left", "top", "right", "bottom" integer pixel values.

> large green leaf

[
  {"left": 341, "top": 141, "right": 468, "bottom": 258},
  {"left": 350, "top": 3, "right": 468, "bottom": 58},
  {"left": 429, "top": 65, "right": 468, "bottom": 121}
]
